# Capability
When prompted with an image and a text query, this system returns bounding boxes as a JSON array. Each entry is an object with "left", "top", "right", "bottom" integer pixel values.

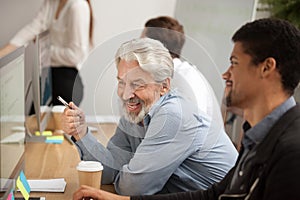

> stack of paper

[{"left": 28, "top": 178, "right": 66, "bottom": 192}]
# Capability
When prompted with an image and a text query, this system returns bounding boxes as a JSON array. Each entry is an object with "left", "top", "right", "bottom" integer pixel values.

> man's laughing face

[{"left": 117, "top": 59, "right": 162, "bottom": 123}]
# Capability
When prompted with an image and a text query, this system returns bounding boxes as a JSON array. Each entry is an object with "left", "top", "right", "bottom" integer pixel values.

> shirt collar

[
  {"left": 242, "top": 96, "right": 296, "bottom": 149},
  {"left": 143, "top": 91, "right": 177, "bottom": 126}
]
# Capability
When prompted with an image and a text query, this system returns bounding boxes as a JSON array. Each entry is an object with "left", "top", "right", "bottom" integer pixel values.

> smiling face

[
  {"left": 117, "top": 59, "right": 165, "bottom": 123},
  {"left": 222, "top": 42, "right": 263, "bottom": 110}
]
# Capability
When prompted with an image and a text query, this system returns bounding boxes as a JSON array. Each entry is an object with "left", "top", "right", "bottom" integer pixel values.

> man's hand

[
  {"left": 73, "top": 185, "right": 130, "bottom": 200},
  {"left": 62, "top": 102, "right": 88, "bottom": 141}
]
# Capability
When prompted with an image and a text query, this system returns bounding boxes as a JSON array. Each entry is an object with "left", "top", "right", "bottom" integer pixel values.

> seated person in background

[
  {"left": 141, "top": 16, "right": 216, "bottom": 116},
  {"left": 142, "top": 16, "right": 231, "bottom": 149},
  {"left": 73, "top": 18, "right": 300, "bottom": 200},
  {"left": 63, "top": 38, "right": 238, "bottom": 195},
  {"left": 142, "top": 16, "right": 243, "bottom": 151}
]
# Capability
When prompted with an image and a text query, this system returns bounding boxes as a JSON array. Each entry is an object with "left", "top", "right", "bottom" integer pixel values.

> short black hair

[{"left": 232, "top": 18, "right": 300, "bottom": 95}]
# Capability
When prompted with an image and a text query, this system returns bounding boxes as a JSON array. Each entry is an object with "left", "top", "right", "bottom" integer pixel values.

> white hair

[{"left": 115, "top": 38, "right": 174, "bottom": 82}]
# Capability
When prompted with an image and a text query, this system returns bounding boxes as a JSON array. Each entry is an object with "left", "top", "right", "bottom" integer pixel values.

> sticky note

[
  {"left": 45, "top": 135, "right": 64, "bottom": 144},
  {"left": 35, "top": 131, "right": 53, "bottom": 136},
  {"left": 6, "top": 189, "right": 14, "bottom": 200},
  {"left": 16, "top": 171, "right": 30, "bottom": 200}
]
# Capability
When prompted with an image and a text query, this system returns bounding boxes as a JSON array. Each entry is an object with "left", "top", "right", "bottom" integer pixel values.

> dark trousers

[{"left": 51, "top": 67, "right": 84, "bottom": 106}]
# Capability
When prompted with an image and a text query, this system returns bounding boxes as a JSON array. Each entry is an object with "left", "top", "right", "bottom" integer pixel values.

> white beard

[{"left": 123, "top": 101, "right": 149, "bottom": 124}]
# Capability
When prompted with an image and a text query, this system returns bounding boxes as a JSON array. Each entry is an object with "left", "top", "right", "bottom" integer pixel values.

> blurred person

[
  {"left": 142, "top": 16, "right": 214, "bottom": 116},
  {"left": 63, "top": 38, "right": 237, "bottom": 195},
  {"left": 73, "top": 18, "right": 300, "bottom": 200},
  {"left": 0, "top": 0, "right": 94, "bottom": 105},
  {"left": 142, "top": 16, "right": 241, "bottom": 151}
]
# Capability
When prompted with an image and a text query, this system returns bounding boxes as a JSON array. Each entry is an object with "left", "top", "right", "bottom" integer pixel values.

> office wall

[
  {"left": 174, "top": 0, "right": 258, "bottom": 104},
  {"left": 0, "top": 0, "right": 44, "bottom": 47}
]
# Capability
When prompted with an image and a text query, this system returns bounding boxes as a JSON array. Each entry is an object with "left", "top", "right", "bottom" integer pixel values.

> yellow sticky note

[
  {"left": 35, "top": 131, "right": 53, "bottom": 136},
  {"left": 16, "top": 171, "right": 30, "bottom": 200},
  {"left": 47, "top": 135, "right": 64, "bottom": 140}
]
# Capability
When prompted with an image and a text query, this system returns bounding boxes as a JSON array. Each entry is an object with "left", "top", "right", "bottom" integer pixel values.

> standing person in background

[
  {"left": 73, "top": 18, "right": 300, "bottom": 200},
  {"left": 0, "top": 0, "right": 93, "bottom": 106}
]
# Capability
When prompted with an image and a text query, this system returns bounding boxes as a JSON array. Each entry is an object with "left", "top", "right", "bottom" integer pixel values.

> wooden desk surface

[{"left": 20, "top": 123, "right": 117, "bottom": 199}]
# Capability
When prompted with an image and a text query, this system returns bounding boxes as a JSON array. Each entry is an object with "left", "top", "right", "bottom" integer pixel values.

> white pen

[
  {"left": 57, "top": 96, "right": 72, "bottom": 109},
  {"left": 57, "top": 96, "right": 74, "bottom": 145}
]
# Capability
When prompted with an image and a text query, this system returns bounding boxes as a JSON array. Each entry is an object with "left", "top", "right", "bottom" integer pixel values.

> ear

[
  {"left": 160, "top": 78, "right": 170, "bottom": 96},
  {"left": 261, "top": 57, "right": 277, "bottom": 78}
]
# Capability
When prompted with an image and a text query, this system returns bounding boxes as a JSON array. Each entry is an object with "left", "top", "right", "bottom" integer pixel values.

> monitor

[
  {"left": 0, "top": 46, "right": 26, "bottom": 199},
  {"left": 32, "top": 30, "right": 52, "bottom": 134},
  {"left": 23, "top": 40, "right": 38, "bottom": 136}
]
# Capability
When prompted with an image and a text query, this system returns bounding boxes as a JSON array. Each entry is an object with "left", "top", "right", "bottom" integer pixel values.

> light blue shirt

[{"left": 74, "top": 91, "right": 238, "bottom": 195}]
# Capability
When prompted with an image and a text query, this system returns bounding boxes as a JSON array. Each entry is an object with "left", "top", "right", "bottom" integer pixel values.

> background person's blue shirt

[{"left": 74, "top": 91, "right": 238, "bottom": 195}]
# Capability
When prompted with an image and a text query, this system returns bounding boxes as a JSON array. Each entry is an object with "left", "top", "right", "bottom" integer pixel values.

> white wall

[
  {"left": 0, "top": 0, "right": 44, "bottom": 47},
  {"left": 91, "top": 1, "right": 177, "bottom": 46},
  {"left": 174, "top": 0, "right": 258, "bottom": 104}
]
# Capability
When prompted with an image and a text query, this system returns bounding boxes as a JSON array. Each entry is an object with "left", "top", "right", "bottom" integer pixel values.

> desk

[{"left": 19, "top": 123, "right": 117, "bottom": 199}]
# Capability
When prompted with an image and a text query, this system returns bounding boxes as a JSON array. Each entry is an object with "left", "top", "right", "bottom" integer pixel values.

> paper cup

[
  {"left": 76, "top": 161, "right": 103, "bottom": 189},
  {"left": 52, "top": 105, "right": 65, "bottom": 131}
]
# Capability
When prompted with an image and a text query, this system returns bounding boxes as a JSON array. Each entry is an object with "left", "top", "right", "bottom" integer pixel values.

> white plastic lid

[
  {"left": 52, "top": 105, "right": 65, "bottom": 113},
  {"left": 76, "top": 161, "right": 103, "bottom": 172},
  {"left": 40, "top": 105, "right": 52, "bottom": 113}
]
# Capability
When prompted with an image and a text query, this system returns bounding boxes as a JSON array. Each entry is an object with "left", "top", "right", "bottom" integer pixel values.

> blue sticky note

[
  {"left": 45, "top": 135, "right": 64, "bottom": 144},
  {"left": 16, "top": 170, "right": 30, "bottom": 200},
  {"left": 19, "top": 171, "right": 30, "bottom": 193}
]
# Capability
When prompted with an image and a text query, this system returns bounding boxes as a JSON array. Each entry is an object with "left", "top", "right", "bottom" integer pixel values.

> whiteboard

[{"left": 175, "top": 0, "right": 257, "bottom": 103}]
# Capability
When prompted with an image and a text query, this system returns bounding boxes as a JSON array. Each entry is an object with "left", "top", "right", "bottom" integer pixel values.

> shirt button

[{"left": 239, "top": 171, "right": 243, "bottom": 176}]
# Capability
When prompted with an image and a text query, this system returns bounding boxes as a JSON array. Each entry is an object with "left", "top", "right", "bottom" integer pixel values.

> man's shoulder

[
  {"left": 149, "top": 92, "right": 183, "bottom": 115},
  {"left": 274, "top": 104, "right": 300, "bottom": 149},
  {"left": 279, "top": 104, "right": 300, "bottom": 124},
  {"left": 172, "top": 58, "right": 212, "bottom": 91},
  {"left": 173, "top": 58, "right": 199, "bottom": 73}
]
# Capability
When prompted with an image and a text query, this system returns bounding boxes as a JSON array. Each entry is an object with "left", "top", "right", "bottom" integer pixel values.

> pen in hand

[
  {"left": 57, "top": 96, "right": 86, "bottom": 140},
  {"left": 57, "top": 96, "right": 72, "bottom": 109},
  {"left": 57, "top": 96, "right": 74, "bottom": 145}
]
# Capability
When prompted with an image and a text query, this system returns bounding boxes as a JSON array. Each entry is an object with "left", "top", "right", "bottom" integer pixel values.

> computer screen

[
  {"left": 32, "top": 30, "right": 52, "bottom": 134},
  {"left": 0, "top": 46, "right": 26, "bottom": 199}
]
